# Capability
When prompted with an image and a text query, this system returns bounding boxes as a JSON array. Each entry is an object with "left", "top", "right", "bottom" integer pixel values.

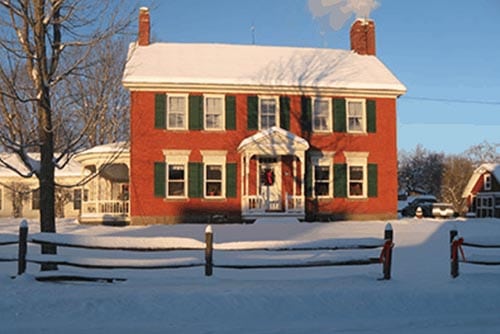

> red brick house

[
  {"left": 122, "top": 8, "right": 406, "bottom": 224},
  {"left": 463, "top": 163, "right": 500, "bottom": 218}
]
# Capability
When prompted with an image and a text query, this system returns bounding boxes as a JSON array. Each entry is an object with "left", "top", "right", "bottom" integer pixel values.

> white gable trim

[{"left": 237, "top": 127, "right": 309, "bottom": 156}]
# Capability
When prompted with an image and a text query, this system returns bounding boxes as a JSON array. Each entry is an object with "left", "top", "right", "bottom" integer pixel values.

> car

[
  {"left": 401, "top": 195, "right": 455, "bottom": 218},
  {"left": 431, "top": 203, "right": 455, "bottom": 218},
  {"left": 401, "top": 195, "right": 437, "bottom": 217}
]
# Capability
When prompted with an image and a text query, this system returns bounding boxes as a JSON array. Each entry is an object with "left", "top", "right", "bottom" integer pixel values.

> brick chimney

[
  {"left": 138, "top": 7, "right": 150, "bottom": 46},
  {"left": 350, "top": 19, "right": 376, "bottom": 56}
]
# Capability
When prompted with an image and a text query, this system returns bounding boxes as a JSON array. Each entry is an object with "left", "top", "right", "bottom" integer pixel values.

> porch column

[{"left": 292, "top": 157, "right": 297, "bottom": 197}]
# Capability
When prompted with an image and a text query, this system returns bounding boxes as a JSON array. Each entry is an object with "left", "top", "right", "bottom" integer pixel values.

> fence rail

[
  {"left": 450, "top": 229, "right": 500, "bottom": 278},
  {"left": 4, "top": 220, "right": 394, "bottom": 282}
]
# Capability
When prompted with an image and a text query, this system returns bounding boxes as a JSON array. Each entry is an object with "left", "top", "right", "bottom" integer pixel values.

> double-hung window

[
  {"left": 346, "top": 99, "right": 365, "bottom": 133},
  {"left": 167, "top": 165, "right": 186, "bottom": 197},
  {"left": 311, "top": 152, "right": 334, "bottom": 198},
  {"left": 32, "top": 188, "right": 40, "bottom": 210},
  {"left": 259, "top": 97, "right": 279, "bottom": 129},
  {"left": 484, "top": 174, "right": 492, "bottom": 191},
  {"left": 205, "top": 165, "right": 223, "bottom": 197},
  {"left": 204, "top": 95, "right": 224, "bottom": 130},
  {"left": 167, "top": 94, "right": 188, "bottom": 130},
  {"left": 163, "top": 150, "right": 190, "bottom": 198},
  {"left": 201, "top": 151, "right": 226, "bottom": 198},
  {"left": 313, "top": 98, "right": 331, "bottom": 132},
  {"left": 348, "top": 165, "right": 365, "bottom": 197},
  {"left": 344, "top": 152, "right": 369, "bottom": 198}
]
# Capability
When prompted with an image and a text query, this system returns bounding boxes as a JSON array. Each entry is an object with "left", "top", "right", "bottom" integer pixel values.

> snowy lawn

[{"left": 1, "top": 217, "right": 500, "bottom": 333}]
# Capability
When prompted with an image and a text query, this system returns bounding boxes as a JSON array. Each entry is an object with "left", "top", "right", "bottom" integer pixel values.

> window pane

[
  {"left": 349, "top": 182, "right": 363, "bottom": 196},
  {"left": 315, "top": 182, "right": 329, "bottom": 196},
  {"left": 206, "top": 182, "right": 222, "bottom": 196},
  {"left": 168, "top": 182, "right": 184, "bottom": 196},
  {"left": 350, "top": 166, "right": 363, "bottom": 180},
  {"left": 207, "top": 165, "right": 222, "bottom": 180},
  {"left": 169, "top": 165, "right": 184, "bottom": 180},
  {"left": 348, "top": 102, "right": 363, "bottom": 115},
  {"left": 315, "top": 166, "right": 329, "bottom": 181}
]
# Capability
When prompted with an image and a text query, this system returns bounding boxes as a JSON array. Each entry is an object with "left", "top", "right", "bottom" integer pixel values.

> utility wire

[{"left": 402, "top": 96, "right": 500, "bottom": 105}]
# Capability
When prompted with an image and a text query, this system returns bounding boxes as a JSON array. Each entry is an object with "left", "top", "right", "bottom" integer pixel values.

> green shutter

[
  {"left": 154, "top": 162, "right": 166, "bottom": 197},
  {"left": 188, "top": 163, "right": 203, "bottom": 198},
  {"left": 189, "top": 95, "right": 203, "bottom": 130},
  {"left": 300, "top": 96, "right": 312, "bottom": 133},
  {"left": 247, "top": 95, "right": 258, "bottom": 130},
  {"left": 333, "top": 98, "right": 346, "bottom": 133},
  {"left": 368, "top": 164, "right": 378, "bottom": 197},
  {"left": 334, "top": 163, "right": 347, "bottom": 198},
  {"left": 154, "top": 94, "right": 166, "bottom": 129},
  {"left": 367, "top": 100, "right": 376, "bottom": 133},
  {"left": 279, "top": 96, "right": 290, "bottom": 130},
  {"left": 225, "top": 95, "right": 236, "bottom": 130},
  {"left": 226, "top": 163, "right": 237, "bottom": 198}
]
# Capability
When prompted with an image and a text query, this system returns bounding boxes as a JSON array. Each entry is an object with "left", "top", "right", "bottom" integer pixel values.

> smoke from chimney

[{"left": 308, "top": 0, "right": 379, "bottom": 31}]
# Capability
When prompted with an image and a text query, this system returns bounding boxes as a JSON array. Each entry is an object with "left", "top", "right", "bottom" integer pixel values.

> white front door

[{"left": 259, "top": 158, "right": 282, "bottom": 211}]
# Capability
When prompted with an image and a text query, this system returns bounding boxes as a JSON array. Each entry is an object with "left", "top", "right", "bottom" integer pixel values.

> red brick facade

[{"left": 129, "top": 92, "right": 398, "bottom": 224}]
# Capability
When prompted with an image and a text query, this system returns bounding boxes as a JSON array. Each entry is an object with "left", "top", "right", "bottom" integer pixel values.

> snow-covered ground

[{"left": 1, "top": 217, "right": 500, "bottom": 334}]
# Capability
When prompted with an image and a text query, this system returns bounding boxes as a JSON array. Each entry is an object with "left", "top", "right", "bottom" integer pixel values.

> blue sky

[{"left": 141, "top": 0, "right": 500, "bottom": 155}]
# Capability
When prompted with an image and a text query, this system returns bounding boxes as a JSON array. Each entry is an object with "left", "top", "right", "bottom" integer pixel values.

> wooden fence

[
  {"left": 1, "top": 220, "right": 394, "bottom": 282},
  {"left": 450, "top": 229, "right": 500, "bottom": 278}
]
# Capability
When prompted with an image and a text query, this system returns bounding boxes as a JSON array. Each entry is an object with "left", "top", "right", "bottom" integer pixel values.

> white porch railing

[
  {"left": 285, "top": 194, "right": 305, "bottom": 214},
  {"left": 81, "top": 200, "right": 129, "bottom": 216},
  {"left": 242, "top": 193, "right": 305, "bottom": 216}
]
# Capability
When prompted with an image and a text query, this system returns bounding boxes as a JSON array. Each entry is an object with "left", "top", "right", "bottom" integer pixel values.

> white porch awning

[{"left": 237, "top": 127, "right": 309, "bottom": 156}]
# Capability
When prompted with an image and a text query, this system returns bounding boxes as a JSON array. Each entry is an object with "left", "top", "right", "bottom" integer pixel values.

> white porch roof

[{"left": 237, "top": 127, "right": 309, "bottom": 156}]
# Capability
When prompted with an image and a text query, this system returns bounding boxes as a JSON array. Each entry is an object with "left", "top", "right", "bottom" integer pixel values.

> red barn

[
  {"left": 462, "top": 163, "right": 500, "bottom": 218},
  {"left": 122, "top": 8, "right": 406, "bottom": 224}
]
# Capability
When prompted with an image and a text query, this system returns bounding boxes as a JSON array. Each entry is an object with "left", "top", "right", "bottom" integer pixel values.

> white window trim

[
  {"left": 346, "top": 98, "right": 366, "bottom": 134},
  {"left": 258, "top": 95, "right": 280, "bottom": 130},
  {"left": 484, "top": 173, "right": 492, "bottom": 191},
  {"left": 344, "top": 152, "right": 369, "bottom": 199},
  {"left": 312, "top": 97, "right": 332, "bottom": 133},
  {"left": 310, "top": 152, "right": 335, "bottom": 198},
  {"left": 203, "top": 94, "right": 225, "bottom": 131},
  {"left": 201, "top": 151, "right": 227, "bottom": 199},
  {"left": 163, "top": 150, "right": 191, "bottom": 199},
  {"left": 0, "top": 186, "right": 3, "bottom": 211},
  {"left": 166, "top": 93, "right": 188, "bottom": 130}
]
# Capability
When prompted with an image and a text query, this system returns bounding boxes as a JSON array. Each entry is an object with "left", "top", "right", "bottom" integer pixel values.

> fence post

[
  {"left": 205, "top": 225, "right": 213, "bottom": 277},
  {"left": 450, "top": 230, "right": 459, "bottom": 278},
  {"left": 382, "top": 223, "right": 393, "bottom": 280},
  {"left": 17, "top": 220, "right": 28, "bottom": 275}
]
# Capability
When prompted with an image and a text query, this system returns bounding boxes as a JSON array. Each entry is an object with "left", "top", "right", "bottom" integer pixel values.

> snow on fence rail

[
  {"left": 450, "top": 229, "right": 500, "bottom": 278},
  {"left": 5, "top": 220, "right": 394, "bottom": 282}
]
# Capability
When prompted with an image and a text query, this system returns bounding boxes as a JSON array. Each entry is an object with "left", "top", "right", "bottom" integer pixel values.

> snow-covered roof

[
  {"left": 74, "top": 142, "right": 129, "bottom": 165},
  {"left": 0, "top": 153, "right": 82, "bottom": 178},
  {"left": 123, "top": 43, "right": 406, "bottom": 95},
  {"left": 462, "top": 163, "right": 500, "bottom": 197},
  {"left": 76, "top": 142, "right": 129, "bottom": 156}
]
